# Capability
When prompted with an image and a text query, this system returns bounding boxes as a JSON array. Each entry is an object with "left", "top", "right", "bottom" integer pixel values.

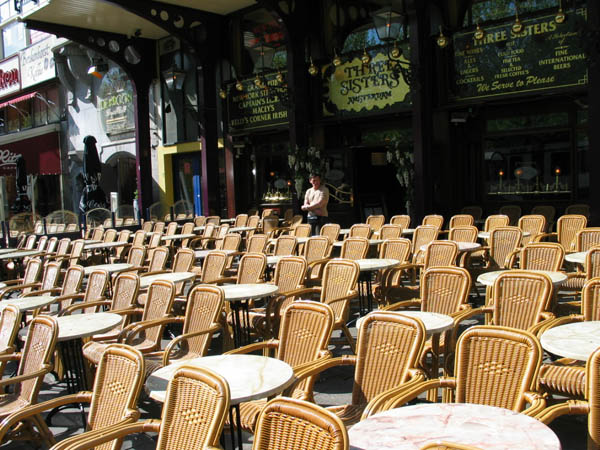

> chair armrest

[
  {"left": 119, "top": 317, "right": 179, "bottom": 344},
  {"left": 22, "top": 287, "right": 62, "bottom": 297},
  {"left": 59, "top": 300, "right": 111, "bottom": 316},
  {"left": 292, "top": 355, "right": 357, "bottom": 384},
  {"left": 534, "top": 314, "right": 582, "bottom": 338},
  {"left": 383, "top": 299, "right": 421, "bottom": 311},
  {"left": 326, "top": 291, "right": 359, "bottom": 308},
  {"left": 163, "top": 324, "right": 221, "bottom": 365},
  {"left": 0, "top": 365, "right": 52, "bottom": 389},
  {"left": 212, "top": 276, "right": 238, "bottom": 285},
  {"left": 534, "top": 399, "right": 589, "bottom": 425},
  {"left": 521, "top": 391, "right": 547, "bottom": 417},
  {"left": 527, "top": 314, "right": 557, "bottom": 337},
  {"left": 534, "top": 232, "right": 557, "bottom": 243},
  {"left": 224, "top": 339, "right": 279, "bottom": 356},
  {"left": 0, "top": 353, "right": 20, "bottom": 363},
  {"left": 307, "top": 257, "right": 330, "bottom": 269}
]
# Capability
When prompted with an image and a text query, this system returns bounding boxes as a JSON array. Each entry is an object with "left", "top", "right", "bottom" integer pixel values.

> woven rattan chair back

[
  {"left": 148, "top": 247, "right": 170, "bottom": 273},
  {"left": 488, "top": 227, "right": 522, "bottom": 269},
  {"left": 102, "top": 229, "right": 117, "bottom": 243},
  {"left": 111, "top": 273, "right": 140, "bottom": 313},
  {"left": 484, "top": 215, "right": 510, "bottom": 232},
  {"left": 349, "top": 223, "right": 372, "bottom": 239},
  {"left": 262, "top": 215, "right": 280, "bottom": 238},
  {"left": 273, "top": 235, "right": 297, "bottom": 256},
  {"left": 576, "top": 228, "right": 600, "bottom": 252},
  {"left": 422, "top": 215, "right": 444, "bottom": 230},
  {"left": 20, "top": 258, "right": 43, "bottom": 296},
  {"left": 180, "top": 222, "right": 194, "bottom": 235},
  {"left": 172, "top": 248, "right": 195, "bottom": 273},
  {"left": 127, "top": 246, "right": 146, "bottom": 267},
  {"left": 155, "top": 366, "right": 230, "bottom": 450},
  {"left": 215, "top": 224, "right": 230, "bottom": 241},
  {"left": 321, "top": 259, "right": 359, "bottom": 323},
  {"left": 112, "top": 230, "right": 131, "bottom": 260},
  {"left": 88, "top": 344, "right": 144, "bottom": 450},
  {"left": 153, "top": 222, "right": 166, "bottom": 234},
  {"left": 448, "top": 226, "right": 478, "bottom": 243},
  {"left": 36, "top": 235, "right": 48, "bottom": 252},
  {"left": 584, "top": 346, "right": 600, "bottom": 449},
  {"left": 293, "top": 224, "right": 311, "bottom": 238},
  {"left": 194, "top": 216, "right": 206, "bottom": 227},
  {"left": 55, "top": 238, "right": 71, "bottom": 257},
  {"left": 221, "top": 233, "right": 242, "bottom": 251},
  {"left": 147, "top": 232, "right": 162, "bottom": 249},
  {"left": 137, "top": 281, "right": 176, "bottom": 348},
  {"left": 247, "top": 234, "right": 268, "bottom": 253},
  {"left": 587, "top": 248, "right": 600, "bottom": 281},
  {"left": 234, "top": 214, "right": 248, "bottom": 227},
  {"left": 499, "top": 205, "right": 521, "bottom": 226},
  {"left": 164, "top": 222, "right": 178, "bottom": 236},
  {"left": 0, "top": 305, "right": 20, "bottom": 370},
  {"left": 341, "top": 237, "right": 369, "bottom": 260},
  {"left": 423, "top": 241, "right": 458, "bottom": 269},
  {"left": 449, "top": 215, "right": 474, "bottom": 229},
  {"left": 18, "top": 315, "right": 58, "bottom": 407},
  {"left": 303, "top": 236, "right": 331, "bottom": 263},
  {"left": 206, "top": 215, "right": 221, "bottom": 225},
  {"left": 200, "top": 251, "right": 228, "bottom": 283},
  {"left": 354, "top": 312, "right": 426, "bottom": 405},
  {"left": 379, "top": 224, "right": 402, "bottom": 240},
  {"left": 390, "top": 215, "right": 411, "bottom": 228},
  {"left": 320, "top": 223, "right": 340, "bottom": 243},
  {"left": 519, "top": 243, "right": 564, "bottom": 272},
  {"left": 378, "top": 238, "right": 411, "bottom": 262},
  {"left": 272, "top": 257, "right": 308, "bottom": 313},
  {"left": 141, "top": 221, "right": 154, "bottom": 232},
  {"left": 39, "top": 262, "right": 61, "bottom": 292},
  {"left": 79, "top": 270, "right": 109, "bottom": 314},
  {"left": 566, "top": 204, "right": 591, "bottom": 218},
  {"left": 61, "top": 265, "right": 85, "bottom": 296},
  {"left": 287, "top": 214, "right": 304, "bottom": 231},
  {"left": 582, "top": 277, "right": 600, "bottom": 321},
  {"left": 237, "top": 253, "right": 267, "bottom": 284},
  {"left": 252, "top": 397, "right": 348, "bottom": 450},
  {"left": 491, "top": 270, "right": 553, "bottom": 330},
  {"left": 366, "top": 215, "right": 385, "bottom": 232},
  {"left": 90, "top": 228, "right": 104, "bottom": 241},
  {"left": 420, "top": 267, "right": 471, "bottom": 315},
  {"left": 45, "top": 237, "right": 58, "bottom": 254},
  {"left": 557, "top": 214, "right": 587, "bottom": 251},
  {"left": 68, "top": 239, "right": 86, "bottom": 267},
  {"left": 461, "top": 206, "right": 483, "bottom": 221},
  {"left": 247, "top": 214, "right": 260, "bottom": 228},
  {"left": 518, "top": 215, "right": 546, "bottom": 246},
  {"left": 454, "top": 325, "right": 542, "bottom": 412},
  {"left": 411, "top": 225, "right": 439, "bottom": 260},
  {"left": 23, "top": 234, "right": 36, "bottom": 249}
]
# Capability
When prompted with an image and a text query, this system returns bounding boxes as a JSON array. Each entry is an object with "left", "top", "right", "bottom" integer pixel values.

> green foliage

[{"left": 288, "top": 145, "right": 328, "bottom": 198}]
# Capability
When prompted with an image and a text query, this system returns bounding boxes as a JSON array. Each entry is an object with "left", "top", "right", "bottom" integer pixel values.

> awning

[
  {"left": 0, "top": 92, "right": 37, "bottom": 109},
  {"left": 0, "top": 131, "right": 61, "bottom": 175}
]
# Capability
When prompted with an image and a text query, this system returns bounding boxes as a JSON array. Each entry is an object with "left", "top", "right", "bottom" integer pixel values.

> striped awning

[{"left": 0, "top": 92, "right": 37, "bottom": 109}]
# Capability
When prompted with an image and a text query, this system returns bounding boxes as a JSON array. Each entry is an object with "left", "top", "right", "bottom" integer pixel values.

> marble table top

[
  {"left": 161, "top": 233, "right": 196, "bottom": 241},
  {"left": 357, "top": 311, "right": 453, "bottom": 336},
  {"left": 193, "top": 226, "right": 206, "bottom": 232},
  {"left": 266, "top": 255, "right": 287, "bottom": 266},
  {"left": 220, "top": 283, "right": 279, "bottom": 302},
  {"left": 477, "top": 231, "right": 530, "bottom": 239},
  {"left": 333, "top": 239, "right": 384, "bottom": 247},
  {"left": 229, "top": 226, "right": 256, "bottom": 233},
  {"left": 0, "top": 250, "right": 43, "bottom": 260},
  {"left": 420, "top": 242, "right": 481, "bottom": 253},
  {"left": 354, "top": 258, "right": 400, "bottom": 272},
  {"left": 83, "top": 263, "right": 133, "bottom": 275},
  {"left": 82, "top": 239, "right": 102, "bottom": 245},
  {"left": 1, "top": 295, "right": 56, "bottom": 312},
  {"left": 221, "top": 218, "right": 236, "bottom": 224},
  {"left": 565, "top": 251, "right": 586, "bottom": 265},
  {"left": 194, "top": 249, "right": 237, "bottom": 259},
  {"left": 84, "top": 241, "right": 128, "bottom": 250},
  {"left": 401, "top": 228, "right": 416, "bottom": 235},
  {"left": 349, "top": 403, "right": 560, "bottom": 450},
  {"left": 339, "top": 228, "right": 351, "bottom": 235},
  {"left": 541, "top": 320, "right": 600, "bottom": 361},
  {"left": 0, "top": 248, "right": 18, "bottom": 255},
  {"left": 56, "top": 312, "right": 122, "bottom": 341},
  {"left": 477, "top": 270, "right": 567, "bottom": 287},
  {"left": 139, "top": 272, "right": 196, "bottom": 289},
  {"left": 146, "top": 354, "right": 294, "bottom": 404}
]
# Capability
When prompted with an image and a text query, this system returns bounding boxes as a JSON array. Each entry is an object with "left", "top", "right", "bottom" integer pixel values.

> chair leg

[{"left": 340, "top": 324, "right": 356, "bottom": 353}]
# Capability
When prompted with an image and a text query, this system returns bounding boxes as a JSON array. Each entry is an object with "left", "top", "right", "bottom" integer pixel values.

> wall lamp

[
  {"left": 162, "top": 66, "right": 186, "bottom": 90},
  {"left": 88, "top": 59, "right": 108, "bottom": 79}
]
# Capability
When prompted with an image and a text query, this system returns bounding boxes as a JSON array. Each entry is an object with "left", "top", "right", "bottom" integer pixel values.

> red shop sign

[{"left": 0, "top": 131, "right": 61, "bottom": 176}]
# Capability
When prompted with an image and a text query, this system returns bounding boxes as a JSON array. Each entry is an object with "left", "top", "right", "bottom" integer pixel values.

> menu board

[
  {"left": 226, "top": 72, "right": 289, "bottom": 132},
  {"left": 452, "top": 8, "right": 587, "bottom": 100}
]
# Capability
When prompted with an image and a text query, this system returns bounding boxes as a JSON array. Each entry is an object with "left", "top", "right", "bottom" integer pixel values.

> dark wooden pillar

[
  {"left": 407, "top": 1, "right": 434, "bottom": 222},
  {"left": 588, "top": 0, "right": 600, "bottom": 224},
  {"left": 132, "top": 77, "right": 153, "bottom": 212}
]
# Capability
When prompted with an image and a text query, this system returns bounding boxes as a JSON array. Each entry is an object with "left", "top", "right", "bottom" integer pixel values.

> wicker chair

[
  {"left": 191, "top": 250, "right": 228, "bottom": 283},
  {"left": 448, "top": 214, "right": 474, "bottom": 229},
  {"left": 271, "top": 235, "right": 297, "bottom": 256},
  {"left": 189, "top": 223, "right": 218, "bottom": 250},
  {"left": 141, "top": 248, "right": 195, "bottom": 297},
  {"left": 234, "top": 214, "right": 248, "bottom": 227},
  {"left": 347, "top": 223, "right": 371, "bottom": 239},
  {"left": 363, "top": 325, "right": 545, "bottom": 418},
  {"left": 372, "top": 239, "right": 413, "bottom": 307},
  {"left": 422, "top": 214, "right": 444, "bottom": 230},
  {"left": 294, "top": 311, "right": 426, "bottom": 427},
  {"left": 512, "top": 242, "right": 565, "bottom": 271},
  {"left": 483, "top": 214, "right": 510, "bottom": 232},
  {"left": 29, "top": 265, "right": 85, "bottom": 314},
  {"left": 499, "top": 205, "right": 521, "bottom": 226},
  {"left": 246, "top": 234, "right": 268, "bottom": 254},
  {"left": 410, "top": 225, "right": 439, "bottom": 265},
  {"left": 252, "top": 397, "right": 348, "bottom": 450},
  {"left": 561, "top": 246, "right": 600, "bottom": 309},
  {"left": 49, "top": 365, "right": 230, "bottom": 450},
  {"left": 536, "top": 214, "right": 587, "bottom": 251},
  {"left": 536, "top": 345, "right": 600, "bottom": 450},
  {"left": 143, "top": 285, "right": 224, "bottom": 378},
  {"left": 0, "top": 344, "right": 144, "bottom": 449},
  {"left": 304, "top": 236, "right": 333, "bottom": 285},
  {"left": 0, "top": 260, "right": 58, "bottom": 300},
  {"left": 448, "top": 226, "right": 479, "bottom": 268},
  {"left": 340, "top": 237, "right": 369, "bottom": 260},
  {"left": 193, "top": 215, "right": 206, "bottom": 227},
  {"left": 225, "top": 301, "right": 334, "bottom": 433},
  {"left": 366, "top": 215, "right": 385, "bottom": 232},
  {"left": 0, "top": 305, "right": 21, "bottom": 378},
  {"left": 470, "top": 227, "right": 522, "bottom": 276},
  {"left": 0, "top": 258, "right": 43, "bottom": 300},
  {"left": 179, "top": 222, "right": 196, "bottom": 248},
  {"left": 320, "top": 223, "right": 340, "bottom": 243},
  {"left": 378, "top": 224, "right": 403, "bottom": 240},
  {"left": 390, "top": 214, "right": 411, "bottom": 228},
  {"left": 0, "top": 316, "right": 58, "bottom": 445},
  {"left": 518, "top": 214, "right": 546, "bottom": 246},
  {"left": 537, "top": 277, "right": 600, "bottom": 401},
  {"left": 83, "top": 280, "right": 176, "bottom": 365},
  {"left": 292, "top": 223, "right": 311, "bottom": 238},
  {"left": 56, "top": 269, "right": 109, "bottom": 316}
]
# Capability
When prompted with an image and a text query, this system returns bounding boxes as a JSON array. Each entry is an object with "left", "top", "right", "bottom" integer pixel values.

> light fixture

[
  {"left": 474, "top": 22, "right": 486, "bottom": 40},
  {"left": 87, "top": 59, "right": 108, "bottom": 79},
  {"left": 276, "top": 70, "right": 285, "bottom": 84},
  {"left": 162, "top": 66, "right": 186, "bottom": 90},
  {"left": 436, "top": 26, "right": 449, "bottom": 48},
  {"left": 555, "top": 0, "right": 566, "bottom": 24},
  {"left": 219, "top": 88, "right": 227, "bottom": 99},
  {"left": 235, "top": 79, "right": 244, "bottom": 91},
  {"left": 361, "top": 48, "right": 371, "bottom": 65},
  {"left": 308, "top": 57, "right": 319, "bottom": 77},
  {"left": 332, "top": 49, "right": 342, "bottom": 67},
  {"left": 512, "top": 7, "right": 523, "bottom": 34}
]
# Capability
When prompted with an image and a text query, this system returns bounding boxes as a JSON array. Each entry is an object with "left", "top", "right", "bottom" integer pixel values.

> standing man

[{"left": 301, "top": 173, "right": 329, "bottom": 235}]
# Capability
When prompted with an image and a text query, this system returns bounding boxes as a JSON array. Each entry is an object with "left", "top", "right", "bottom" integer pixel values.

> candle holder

[
  {"left": 554, "top": 167, "right": 561, "bottom": 191},
  {"left": 514, "top": 168, "right": 523, "bottom": 193},
  {"left": 498, "top": 170, "right": 504, "bottom": 192}
]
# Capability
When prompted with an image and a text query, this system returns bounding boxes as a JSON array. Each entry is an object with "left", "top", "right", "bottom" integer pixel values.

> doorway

[{"left": 172, "top": 153, "right": 202, "bottom": 215}]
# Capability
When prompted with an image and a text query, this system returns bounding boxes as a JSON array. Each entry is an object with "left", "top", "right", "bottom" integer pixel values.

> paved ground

[{"left": 0, "top": 292, "right": 589, "bottom": 449}]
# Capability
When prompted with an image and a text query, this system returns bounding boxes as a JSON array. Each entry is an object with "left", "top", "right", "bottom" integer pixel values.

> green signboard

[
  {"left": 452, "top": 8, "right": 588, "bottom": 100},
  {"left": 226, "top": 72, "right": 289, "bottom": 132}
]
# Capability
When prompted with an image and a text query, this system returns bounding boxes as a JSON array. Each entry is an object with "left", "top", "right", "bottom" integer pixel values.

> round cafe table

[
  {"left": 0, "top": 248, "right": 17, "bottom": 255},
  {"left": 348, "top": 403, "right": 560, "bottom": 450},
  {"left": 146, "top": 354, "right": 294, "bottom": 450},
  {"left": 420, "top": 241, "right": 481, "bottom": 253},
  {"left": 229, "top": 226, "right": 256, "bottom": 233},
  {"left": 565, "top": 251, "right": 586, "bottom": 265},
  {"left": 84, "top": 241, "right": 128, "bottom": 263},
  {"left": 357, "top": 310, "right": 453, "bottom": 337},
  {"left": 83, "top": 263, "right": 133, "bottom": 276},
  {"left": 0, "top": 295, "right": 56, "bottom": 312},
  {"left": 477, "top": 231, "right": 530, "bottom": 240},
  {"left": 0, "top": 250, "right": 42, "bottom": 260},
  {"left": 477, "top": 270, "right": 567, "bottom": 287},
  {"left": 540, "top": 321, "right": 600, "bottom": 361},
  {"left": 160, "top": 233, "right": 196, "bottom": 242},
  {"left": 220, "top": 283, "right": 279, "bottom": 347},
  {"left": 139, "top": 271, "right": 196, "bottom": 289},
  {"left": 354, "top": 258, "right": 400, "bottom": 314},
  {"left": 333, "top": 239, "right": 384, "bottom": 248},
  {"left": 194, "top": 249, "right": 237, "bottom": 260}
]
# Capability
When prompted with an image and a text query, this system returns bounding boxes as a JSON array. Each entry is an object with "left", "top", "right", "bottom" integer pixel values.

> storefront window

[
  {"left": 0, "top": 87, "right": 59, "bottom": 135},
  {"left": 463, "top": 0, "right": 582, "bottom": 26},
  {"left": 2, "top": 21, "right": 27, "bottom": 57}
]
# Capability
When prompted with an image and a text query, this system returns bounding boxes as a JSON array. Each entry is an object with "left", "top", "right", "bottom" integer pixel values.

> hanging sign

[
  {"left": 0, "top": 56, "right": 21, "bottom": 99},
  {"left": 98, "top": 67, "right": 135, "bottom": 135},
  {"left": 452, "top": 8, "right": 588, "bottom": 100},
  {"left": 20, "top": 35, "right": 64, "bottom": 89},
  {"left": 226, "top": 71, "right": 289, "bottom": 132},
  {"left": 322, "top": 50, "right": 411, "bottom": 117}
]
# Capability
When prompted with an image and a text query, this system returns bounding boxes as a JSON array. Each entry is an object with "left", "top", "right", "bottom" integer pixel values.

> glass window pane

[{"left": 3, "top": 21, "right": 27, "bottom": 57}]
